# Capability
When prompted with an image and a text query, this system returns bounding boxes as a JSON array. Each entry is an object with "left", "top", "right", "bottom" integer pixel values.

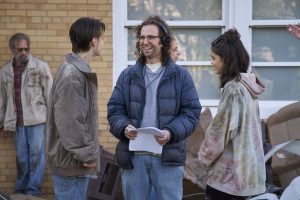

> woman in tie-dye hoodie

[{"left": 198, "top": 28, "right": 266, "bottom": 200}]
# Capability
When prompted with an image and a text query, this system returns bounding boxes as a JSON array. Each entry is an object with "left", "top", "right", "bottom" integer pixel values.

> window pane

[
  {"left": 127, "top": 28, "right": 221, "bottom": 61},
  {"left": 252, "top": 66, "right": 300, "bottom": 100},
  {"left": 173, "top": 29, "right": 221, "bottom": 61},
  {"left": 252, "top": 27, "right": 300, "bottom": 62},
  {"left": 128, "top": 0, "right": 222, "bottom": 20},
  {"left": 128, "top": 28, "right": 137, "bottom": 61},
  {"left": 253, "top": 0, "right": 300, "bottom": 19},
  {"left": 185, "top": 65, "right": 220, "bottom": 99}
]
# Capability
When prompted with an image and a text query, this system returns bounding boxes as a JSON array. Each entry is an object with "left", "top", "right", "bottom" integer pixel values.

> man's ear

[
  {"left": 159, "top": 41, "right": 163, "bottom": 48},
  {"left": 91, "top": 37, "right": 97, "bottom": 47}
]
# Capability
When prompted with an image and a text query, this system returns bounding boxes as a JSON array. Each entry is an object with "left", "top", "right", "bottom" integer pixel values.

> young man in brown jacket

[{"left": 45, "top": 17, "right": 105, "bottom": 200}]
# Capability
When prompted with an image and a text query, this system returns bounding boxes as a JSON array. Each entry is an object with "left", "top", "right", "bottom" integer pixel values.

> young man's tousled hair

[{"left": 69, "top": 17, "right": 105, "bottom": 53}]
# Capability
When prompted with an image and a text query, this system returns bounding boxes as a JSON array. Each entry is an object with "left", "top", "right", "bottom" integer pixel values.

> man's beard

[{"left": 15, "top": 55, "right": 29, "bottom": 64}]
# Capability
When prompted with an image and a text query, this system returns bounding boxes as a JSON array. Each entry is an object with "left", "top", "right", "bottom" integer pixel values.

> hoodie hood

[{"left": 240, "top": 73, "right": 266, "bottom": 99}]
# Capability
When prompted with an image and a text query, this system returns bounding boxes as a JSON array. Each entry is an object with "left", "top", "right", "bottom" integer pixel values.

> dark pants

[{"left": 205, "top": 185, "right": 246, "bottom": 200}]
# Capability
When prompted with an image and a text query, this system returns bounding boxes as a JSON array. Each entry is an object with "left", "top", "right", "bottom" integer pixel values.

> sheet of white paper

[
  {"left": 135, "top": 127, "right": 164, "bottom": 137},
  {"left": 129, "top": 127, "right": 164, "bottom": 154}
]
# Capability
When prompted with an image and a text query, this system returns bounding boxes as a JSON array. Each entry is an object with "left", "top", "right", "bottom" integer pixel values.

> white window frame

[
  {"left": 113, "top": 0, "right": 299, "bottom": 119},
  {"left": 247, "top": 1, "right": 299, "bottom": 118}
]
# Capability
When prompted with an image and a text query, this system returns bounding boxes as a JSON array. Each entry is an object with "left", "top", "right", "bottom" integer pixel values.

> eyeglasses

[
  {"left": 138, "top": 35, "right": 160, "bottom": 41},
  {"left": 16, "top": 48, "right": 30, "bottom": 53}
]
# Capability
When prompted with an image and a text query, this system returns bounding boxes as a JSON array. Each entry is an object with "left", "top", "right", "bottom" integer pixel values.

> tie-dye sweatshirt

[{"left": 198, "top": 73, "right": 266, "bottom": 196}]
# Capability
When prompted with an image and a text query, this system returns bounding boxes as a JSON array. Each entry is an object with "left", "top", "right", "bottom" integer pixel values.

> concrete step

[{"left": 10, "top": 194, "right": 46, "bottom": 200}]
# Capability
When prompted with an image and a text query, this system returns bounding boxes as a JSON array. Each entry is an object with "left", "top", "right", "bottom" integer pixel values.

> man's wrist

[{"left": 163, "top": 128, "right": 173, "bottom": 143}]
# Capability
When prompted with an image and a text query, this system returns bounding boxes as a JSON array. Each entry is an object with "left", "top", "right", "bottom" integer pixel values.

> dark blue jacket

[{"left": 107, "top": 59, "right": 201, "bottom": 167}]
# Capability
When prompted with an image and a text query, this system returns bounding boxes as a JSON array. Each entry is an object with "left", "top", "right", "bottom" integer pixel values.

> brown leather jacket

[{"left": 45, "top": 53, "right": 100, "bottom": 177}]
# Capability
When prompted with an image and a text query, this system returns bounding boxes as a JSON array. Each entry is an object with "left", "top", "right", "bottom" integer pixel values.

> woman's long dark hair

[
  {"left": 135, "top": 16, "right": 172, "bottom": 66},
  {"left": 211, "top": 28, "right": 249, "bottom": 88}
]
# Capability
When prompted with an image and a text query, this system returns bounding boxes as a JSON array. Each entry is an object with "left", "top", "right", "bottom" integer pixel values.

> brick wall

[{"left": 0, "top": 0, "right": 116, "bottom": 197}]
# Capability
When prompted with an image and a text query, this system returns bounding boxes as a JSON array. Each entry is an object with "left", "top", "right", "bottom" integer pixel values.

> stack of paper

[{"left": 129, "top": 127, "right": 164, "bottom": 154}]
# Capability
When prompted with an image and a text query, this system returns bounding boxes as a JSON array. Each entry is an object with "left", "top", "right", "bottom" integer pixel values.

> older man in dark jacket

[{"left": 107, "top": 16, "right": 201, "bottom": 200}]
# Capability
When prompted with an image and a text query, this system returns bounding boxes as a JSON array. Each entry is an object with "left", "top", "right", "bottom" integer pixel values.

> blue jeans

[
  {"left": 53, "top": 175, "right": 89, "bottom": 200},
  {"left": 14, "top": 124, "right": 45, "bottom": 196},
  {"left": 150, "top": 186, "right": 157, "bottom": 200},
  {"left": 121, "top": 154, "right": 183, "bottom": 200}
]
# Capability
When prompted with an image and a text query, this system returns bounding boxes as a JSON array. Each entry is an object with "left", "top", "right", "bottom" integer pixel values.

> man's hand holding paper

[
  {"left": 128, "top": 127, "right": 169, "bottom": 154},
  {"left": 156, "top": 129, "right": 170, "bottom": 145},
  {"left": 125, "top": 124, "right": 138, "bottom": 140}
]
